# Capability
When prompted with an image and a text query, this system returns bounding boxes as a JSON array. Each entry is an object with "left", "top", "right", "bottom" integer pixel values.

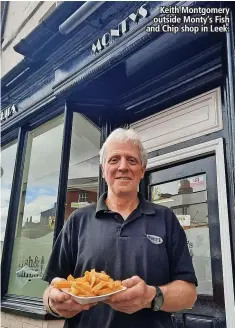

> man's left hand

[{"left": 104, "top": 276, "right": 156, "bottom": 314}]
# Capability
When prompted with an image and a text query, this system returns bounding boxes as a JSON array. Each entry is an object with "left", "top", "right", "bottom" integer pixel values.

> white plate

[{"left": 61, "top": 287, "right": 127, "bottom": 305}]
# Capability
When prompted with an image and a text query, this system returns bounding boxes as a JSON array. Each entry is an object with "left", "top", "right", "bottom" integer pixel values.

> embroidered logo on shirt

[{"left": 146, "top": 234, "right": 163, "bottom": 244}]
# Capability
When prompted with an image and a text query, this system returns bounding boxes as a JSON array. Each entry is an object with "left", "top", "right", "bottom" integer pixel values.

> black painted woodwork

[{"left": 53, "top": 101, "right": 73, "bottom": 244}]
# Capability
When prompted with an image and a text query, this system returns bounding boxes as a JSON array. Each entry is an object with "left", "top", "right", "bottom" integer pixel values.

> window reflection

[
  {"left": 1, "top": 140, "right": 17, "bottom": 258},
  {"left": 65, "top": 113, "right": 100, "bottom": 220},
  {"left": 151, "top": 174, "right": 213, "bottom": 296},
  {"left": 8, "top": 115, "right": 64, "bottom": 297}
]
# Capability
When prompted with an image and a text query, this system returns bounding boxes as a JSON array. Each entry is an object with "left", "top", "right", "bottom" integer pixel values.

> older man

[{"left": 43, "top": 128, "right": 197, "bottom": 328}]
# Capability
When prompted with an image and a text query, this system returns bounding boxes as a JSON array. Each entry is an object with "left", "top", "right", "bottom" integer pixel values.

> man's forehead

[
  {"left": 105, "top": 141, "right": 139, "bottom": 154},
  {"left": 103, "top": 142, "right": 142, "bottom": 165}
]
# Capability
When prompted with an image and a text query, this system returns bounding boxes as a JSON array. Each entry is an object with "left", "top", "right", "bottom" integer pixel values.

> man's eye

[
  {"left": 109, "top": 158, "right": 118, "bottom": 163},
  {"left": 128, "top": 158, "right": 137, "bottom": 164}
]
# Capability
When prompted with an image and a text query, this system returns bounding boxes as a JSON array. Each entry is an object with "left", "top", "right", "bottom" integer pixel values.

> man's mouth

[{"left": 116, "top": 177, "right": 131, "bottom": 180}]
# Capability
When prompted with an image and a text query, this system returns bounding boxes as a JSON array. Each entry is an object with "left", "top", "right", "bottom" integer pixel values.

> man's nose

[{"left": 118, "top": 158, "right": 129, "bottom": 171}]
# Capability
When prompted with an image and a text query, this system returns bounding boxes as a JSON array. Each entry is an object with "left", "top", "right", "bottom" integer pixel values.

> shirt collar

[{"left": 95, "top": 192, "right": 155, "bottom": 218}]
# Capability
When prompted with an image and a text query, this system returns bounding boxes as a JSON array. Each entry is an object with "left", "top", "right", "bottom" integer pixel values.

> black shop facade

[{"left": 1, "top": 2, "right": 235, "bottom": 327}]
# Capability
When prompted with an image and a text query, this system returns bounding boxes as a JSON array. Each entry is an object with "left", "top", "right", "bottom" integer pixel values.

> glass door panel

[
  {"left": 150, "top": 173, "right": 212, "bottom": 295},
  {"left": 147, "top": 155, "right": 225, "bottom": 327}
]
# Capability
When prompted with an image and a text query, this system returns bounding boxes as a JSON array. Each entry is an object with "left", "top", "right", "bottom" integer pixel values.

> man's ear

[
  {"left": 100, "top": 164, "right": 105, "bottom": 178},
  {"left": 141, "top": 166, "right": 145, "bottom": 179}
]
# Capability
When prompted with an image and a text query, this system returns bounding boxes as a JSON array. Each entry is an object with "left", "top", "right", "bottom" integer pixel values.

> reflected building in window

[
  {"left": 64, "top": 113, "right": 100, "bottom": 221},
  {"left": 21, "top": 202, "right": 57, "bottom": 239},
  {"left": 151, "top": 174, "right": 212, "bottom": 295}
]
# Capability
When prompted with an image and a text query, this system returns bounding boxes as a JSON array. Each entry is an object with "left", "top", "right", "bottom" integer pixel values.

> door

[{"left": 146, "top": 155, "right": 226, "bottom": 327}]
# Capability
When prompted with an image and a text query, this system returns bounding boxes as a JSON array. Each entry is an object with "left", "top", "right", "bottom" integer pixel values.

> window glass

[
  {"left": 151, "top": 174, "right": 213, "bottom": 296},
  {"left": 65, "top": 113, "right": 100, "bottom": 220},
  {"left": 1, "top": 140, "right": 18, "bottom": 258},
  {"left": 8, "top": 115, "right": 64, "bottom": 297}
]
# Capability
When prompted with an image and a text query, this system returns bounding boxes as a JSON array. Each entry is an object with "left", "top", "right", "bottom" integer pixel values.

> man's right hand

[{"left": 48, "top": 277, "right": 97, "bottom": 318}]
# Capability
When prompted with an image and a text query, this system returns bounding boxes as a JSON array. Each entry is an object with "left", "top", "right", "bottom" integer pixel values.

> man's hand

[
  {"left": 48, "top": 278, "right": 97, "bottom": 318},
  {"left": 104, "top": 276, "right": 156, "bottom": 314}
]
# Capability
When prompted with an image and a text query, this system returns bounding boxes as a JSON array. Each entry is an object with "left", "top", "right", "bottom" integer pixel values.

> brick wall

[
  {"left": 1, "top": 312, "right": 64, "bottom": 328},
  {"left": 65, "top": 189, "right": 97, "bottom": 220}
]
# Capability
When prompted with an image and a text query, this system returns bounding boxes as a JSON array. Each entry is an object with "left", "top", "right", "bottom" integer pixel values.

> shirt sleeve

[
  {"left": 168, "top": 211, "right": 198, "bottom": 286},
  {"left": 42, "top": 214, "right": 75, "bottom": 283}
]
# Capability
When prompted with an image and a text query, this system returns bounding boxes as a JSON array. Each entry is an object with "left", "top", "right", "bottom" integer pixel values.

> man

[{"left": 43, "top": 128, "right": 197, "bottom": 328}]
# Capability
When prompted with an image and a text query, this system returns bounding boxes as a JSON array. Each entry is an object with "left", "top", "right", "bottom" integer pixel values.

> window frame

[
  {"left": 0, "top": 100, "right": 113, "bottom": 318},
  {"left": 1, "top": 102, "right": 68, "bottom": 318},
  {"left": 1, "top": 137, "right": 19, "bottom": 255},
  {"left": 1, "top": 126, "right": 28, "bottom": 298},
  {"left": 78, "top": 192, "right": 88, "bottom": 203}
]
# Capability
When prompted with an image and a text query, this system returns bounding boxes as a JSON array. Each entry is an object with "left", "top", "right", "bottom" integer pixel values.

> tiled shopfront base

[{"left": 1, "top": 312, "right": 64, "bottom": 328}]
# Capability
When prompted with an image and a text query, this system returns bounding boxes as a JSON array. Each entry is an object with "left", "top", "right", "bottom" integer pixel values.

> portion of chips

[{"left": 54, "top": 269, "right": 123, "bottom": 297}]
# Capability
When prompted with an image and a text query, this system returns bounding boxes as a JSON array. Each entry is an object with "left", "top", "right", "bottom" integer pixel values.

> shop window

[
  {"left": 151, "top": 174, "right": 213, "bottom": 296},
  {"left": 7, "top": 115, "right": 64, "bottom": 297},
  {"left": 1, "top": 140, "right": 18, "bottom": 259},
  {"left": 65, "top": 113, "right": 100, "bottom": 220}
]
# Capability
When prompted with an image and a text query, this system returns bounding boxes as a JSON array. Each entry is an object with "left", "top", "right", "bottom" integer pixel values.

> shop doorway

[{"left": 145, "top": 142, "right": 234, "bottom": 327}]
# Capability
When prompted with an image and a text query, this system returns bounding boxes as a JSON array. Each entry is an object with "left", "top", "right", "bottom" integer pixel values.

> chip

[{"left": 53, "top": 269, "right": 124, "bottom": 297}]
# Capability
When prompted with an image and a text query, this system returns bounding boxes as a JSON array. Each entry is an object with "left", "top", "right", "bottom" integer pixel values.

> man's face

[{"left": 101, "top": 141, "right": 145, "bottom": 196}]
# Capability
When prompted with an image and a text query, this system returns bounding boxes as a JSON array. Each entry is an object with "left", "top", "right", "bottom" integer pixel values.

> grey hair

[{"left": 99, "top": 128, "right": 148, "bottom": 167}]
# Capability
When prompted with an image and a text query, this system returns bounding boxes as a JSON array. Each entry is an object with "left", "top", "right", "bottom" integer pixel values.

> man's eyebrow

[
  {"left": 125, "top": 154, "right": 140, "bottom": 159},
  {"left": 107, "top": 154, "right": 120, "bottom": 160},
  {"left": 107, "top": 154, "right": 139, "bottom": 159},
  {"left": 108, "top": 154, "right": 120, "bottom": 157}
]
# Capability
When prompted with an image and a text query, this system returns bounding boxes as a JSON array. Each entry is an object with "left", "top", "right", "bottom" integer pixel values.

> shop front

[{"left": 1, "top": 1, "right": 235, "bottom": 327}]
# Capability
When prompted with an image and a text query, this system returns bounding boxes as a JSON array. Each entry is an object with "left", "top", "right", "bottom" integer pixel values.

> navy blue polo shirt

[{"left": 43, "top": 193, "right": 197, "bottom": 328}]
